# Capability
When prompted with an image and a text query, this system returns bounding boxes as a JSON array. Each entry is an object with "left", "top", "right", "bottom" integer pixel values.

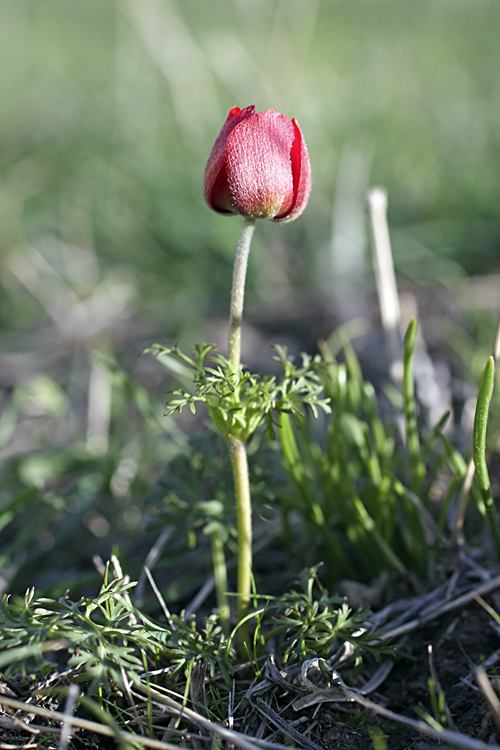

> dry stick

[
  {"left": 372, "top": 570, "right": 500, "bottom": 643},
  {"left": 475, "top": 666, "right": 500, "bottom": 733},
  {"left": 0, "top": 690, "right": 292, "bottom": 750},
  {"left": 494, "top": 312, "right": 500, "bottom": 363},
  {"left": 132, "top": 683, "right": 297, "bottom": 750},
  {"left": 347, "top": 690, "right": 500, "bottom": 750},
  {"left": 452, "top": 311, "right": 500, "bottom": 545},
  {"left": 0, "top": 715, "right": 59, "bottom": 736},
  {"left": 367, "top": 187, "right": 402, "bottom": 383},
  {"left": 250, "top": 695, "right": 323, "bottom": 750},
  {"left": 120, "top": 664, "right": 148, "bottom": 738},
  {"left": 368, "top": 188, "right": 426, "bottom": 512},
  {"left": 294, "top": 675, "right": 500, "bottom": 749},
  {"left": 86, "top": 350, "right": 112, "bottom": 455},
  {"left": 58, "top": 683, "right": 79, "bottom": 750},
  {"left": 0, "top": 694, "right": 187, "bottom": 750},
  {"left": 144, "top": 566, "right": 177, "bottom": 628}
]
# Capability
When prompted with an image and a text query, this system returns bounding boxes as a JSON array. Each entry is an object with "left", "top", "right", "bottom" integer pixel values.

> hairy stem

[
  {"left": 228, "top": 435, "right": 252, "bottom": 655},
  {"left": 228, "top": 217, "right": 256, "bottom": 374}
]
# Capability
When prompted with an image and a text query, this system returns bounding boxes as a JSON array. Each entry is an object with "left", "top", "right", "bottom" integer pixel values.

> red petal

[
  {"left": 274, "top": 118, "right": 311, "bottom": 223},
  {"left": 225, "top": 110, "right": 295, "bottom": 219},
  {"left": 203, "top": 105, "right": 255, "bottom": 212}
]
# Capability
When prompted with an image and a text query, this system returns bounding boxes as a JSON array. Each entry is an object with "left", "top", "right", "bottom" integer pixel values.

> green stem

[
  {"left": 211, "top": 528, "right": 230, "bottom": 635},
  {"left": 473, "top": 356, "right": 500, "bottom": 552},
  {"left": 228, "top": 217, "right": 256, "bottom": 374},
  {"left": 228, "top": 435, "right": 252, "bottom": 655}
]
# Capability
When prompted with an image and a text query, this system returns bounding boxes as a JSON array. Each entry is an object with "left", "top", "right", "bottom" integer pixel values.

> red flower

[{"left": 204, "top": 105, "right": 311, "bottom": 223}]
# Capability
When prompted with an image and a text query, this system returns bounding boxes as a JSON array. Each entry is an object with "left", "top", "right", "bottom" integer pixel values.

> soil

[{"left": 338, "top": 604, "right": 499, "bottom": 748}]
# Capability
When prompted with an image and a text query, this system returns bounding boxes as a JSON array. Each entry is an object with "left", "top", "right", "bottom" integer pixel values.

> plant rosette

[{"left": 150, "top": 343, "right": 331, "bottom": 446}]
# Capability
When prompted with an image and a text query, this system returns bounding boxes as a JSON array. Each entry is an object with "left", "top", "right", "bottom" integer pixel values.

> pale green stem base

[
  {"left": 228, "top": 217, "right": 256, "bottom": 375},
  {"left": 228, "top": 436, "right": 252, "bottom": 654}
]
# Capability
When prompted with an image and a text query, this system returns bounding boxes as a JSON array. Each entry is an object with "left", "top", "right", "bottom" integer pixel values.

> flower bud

[{"left": 204, "top": 105, "right": 311, "bottom": 223}]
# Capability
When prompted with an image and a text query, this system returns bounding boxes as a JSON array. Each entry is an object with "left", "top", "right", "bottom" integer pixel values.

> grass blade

[
  {"left": 472, "top": 356, "right": 500, "bottom": 552},
  {"left": 403, "top": 318, "right": 425, "bottom": 500}
]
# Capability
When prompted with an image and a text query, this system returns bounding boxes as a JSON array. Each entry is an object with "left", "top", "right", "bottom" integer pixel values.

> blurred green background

[
  {"left": 1, "top": 0, "right": 499, "bottom": 339},
  {"left": 1, "top": 0, "right": 499, "bottom": 595}
]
